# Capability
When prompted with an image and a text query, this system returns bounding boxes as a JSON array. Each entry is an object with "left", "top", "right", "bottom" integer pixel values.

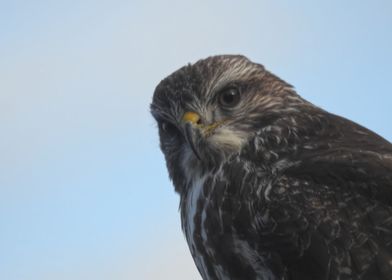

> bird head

[{"left": 150, "top": 55, "right": 305, "bottom": 191}]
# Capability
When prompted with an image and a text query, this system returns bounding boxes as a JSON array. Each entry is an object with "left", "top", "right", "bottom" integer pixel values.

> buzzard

[{"left": 150, "top": 55, "right": 392, "bottom": 280}]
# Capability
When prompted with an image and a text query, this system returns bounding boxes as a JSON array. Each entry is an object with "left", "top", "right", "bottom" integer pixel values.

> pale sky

[{"left": 0, "top": 1, "right": 391, "bottom": 279}]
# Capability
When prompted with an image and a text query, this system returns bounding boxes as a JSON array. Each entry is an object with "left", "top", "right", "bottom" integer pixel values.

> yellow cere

[{"left": 182, "top": 112, "right": 201, "bottom": 124}]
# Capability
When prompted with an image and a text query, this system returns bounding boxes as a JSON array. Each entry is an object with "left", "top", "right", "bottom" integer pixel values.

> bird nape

[{"left": 150, "top": 55, "right": 392, "bottom": 280}]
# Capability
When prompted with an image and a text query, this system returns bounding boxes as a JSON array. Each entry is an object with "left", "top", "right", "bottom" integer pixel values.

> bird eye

[
  {"left": 218, "top": 87, "right": 241, "bottom": 108},
  {"left": 160, "top": 121, "right": 178, "bottom": 135}
]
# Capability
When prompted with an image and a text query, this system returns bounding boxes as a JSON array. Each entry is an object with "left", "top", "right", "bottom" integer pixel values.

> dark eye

[
  {"left": 159, "top": 121, "right": 178, "bottom": 135},
  {"left": 218, "top": 87, "right": 241, "bottom": 107}
]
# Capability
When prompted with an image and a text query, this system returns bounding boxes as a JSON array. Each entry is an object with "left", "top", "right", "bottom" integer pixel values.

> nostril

[{"left": 196, "top": 118, "right": 202, "bottom": 125}]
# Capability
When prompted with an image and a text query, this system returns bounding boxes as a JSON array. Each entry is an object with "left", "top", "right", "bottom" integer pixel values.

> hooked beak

[
  {"left": 182, "top": 112, "right": 202, "bottom": 161},
  {"left": 181, "top": 111, "right": 227, "bottom": 160}
]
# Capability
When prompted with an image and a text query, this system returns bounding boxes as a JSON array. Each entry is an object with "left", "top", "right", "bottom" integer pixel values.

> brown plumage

[{"left": 150, "top": 55, "right": 392, "bottom": 279}]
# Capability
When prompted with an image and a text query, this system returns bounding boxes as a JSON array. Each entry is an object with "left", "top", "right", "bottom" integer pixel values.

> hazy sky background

[{"left": 1, "top": 1, "right": 391, "bottom": 279}]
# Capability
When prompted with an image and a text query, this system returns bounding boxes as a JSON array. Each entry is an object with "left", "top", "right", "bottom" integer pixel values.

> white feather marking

[
  {"left": 183, "top": 174, "right": 209, "bottom": 277},
  {"left": 273, "top": 159, "right": 298, "bottom": 171},
  {"left": 208, "top": 60, "right": 253, "bottom": 93},
  {"left": 232, "top": 237, "right": 276, "bottom": 280},
  {"left": 209, "top": 127, "right": 248, "bottom": 150},
  {"left": 264, "top": 182, "right": 273, "bottom": 201}
]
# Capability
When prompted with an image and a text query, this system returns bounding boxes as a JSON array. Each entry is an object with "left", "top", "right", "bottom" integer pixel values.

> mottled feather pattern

[{"left": 151, "top": 55, "right": 392, "bottom": 279}]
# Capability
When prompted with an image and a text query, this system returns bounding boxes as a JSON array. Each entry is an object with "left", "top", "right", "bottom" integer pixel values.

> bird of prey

[{"left": 150, "top": 55, "right": 392, "bottom": 280}]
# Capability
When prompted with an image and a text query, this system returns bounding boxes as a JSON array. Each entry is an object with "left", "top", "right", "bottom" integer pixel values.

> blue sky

[{"left": 0, "top": 1, "right": 391, "bottom": 279}]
